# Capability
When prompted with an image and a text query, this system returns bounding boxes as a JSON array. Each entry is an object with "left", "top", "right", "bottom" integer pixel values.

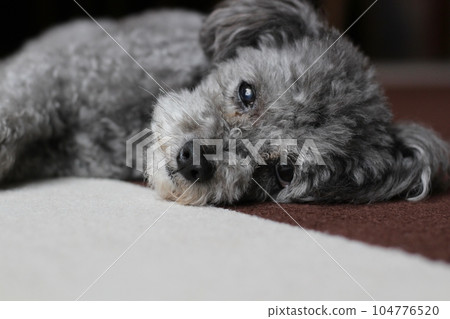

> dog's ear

[
  {"left": 313, "top": 123, "right": 449, "bottom": 203},
  {"left": 381, "top": 123, "right": 450, "bottom": 201},
  {"left": 296, "top": 123, "right": 448, "bottom": 203},
  {"left": 342, "top": 123, "right": 449, "bottom": 202},
  {"left": 200, "top": 0, "right": 325, "bottom": 62}
]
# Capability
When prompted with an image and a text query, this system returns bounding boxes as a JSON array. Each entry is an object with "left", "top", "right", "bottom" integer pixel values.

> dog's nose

[{"left": 177, "top": 140, "right": 215, "bottom": 182}]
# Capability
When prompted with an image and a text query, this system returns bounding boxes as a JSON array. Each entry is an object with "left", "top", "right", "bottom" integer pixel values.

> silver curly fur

[{"left": 1, "top": 0, "right": 449, "bottom": 205}]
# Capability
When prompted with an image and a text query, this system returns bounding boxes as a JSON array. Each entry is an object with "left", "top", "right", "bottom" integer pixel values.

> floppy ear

[
  {"left": 299, "top": 122, "right": 449, "bottom": 203},
  {"left": 335, "top": 122, "right": 450, "bottom": 203},
  {"left": 382, "top": 123, "right": 450, "bottom": 201},
  {"left": 200, "top": 0, "right": 325, "bottom": 62}
]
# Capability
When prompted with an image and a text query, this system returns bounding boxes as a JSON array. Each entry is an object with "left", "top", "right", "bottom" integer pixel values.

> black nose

[{"left": 177, "top": 140, "right": 215, "bottom": 182}]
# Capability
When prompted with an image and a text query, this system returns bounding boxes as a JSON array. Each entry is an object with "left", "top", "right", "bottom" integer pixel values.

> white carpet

[{"left": 0, "top": 178, "right": 449, "bottom": 300}]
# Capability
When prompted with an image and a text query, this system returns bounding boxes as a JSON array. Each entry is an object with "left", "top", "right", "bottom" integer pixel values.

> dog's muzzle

[{"left": 177, "top": 140, "right": 215, "bottom": 182}]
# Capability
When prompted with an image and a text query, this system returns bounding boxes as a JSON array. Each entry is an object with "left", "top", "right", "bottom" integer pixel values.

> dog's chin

[
  {"left": 145, "top": 147, "right": 256, "bottom": 205},
  {"left": 146, "top": 165, "right": 210, "bottom": 206}
]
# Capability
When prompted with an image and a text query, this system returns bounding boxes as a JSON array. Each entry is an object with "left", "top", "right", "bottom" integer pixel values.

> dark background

[{"left": 0, "top": 0, "right": 449, "bottom": 61}]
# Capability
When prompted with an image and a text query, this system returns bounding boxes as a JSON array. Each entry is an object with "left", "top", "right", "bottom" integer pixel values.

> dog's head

[{"left": 148, "top": 0, "right": 449, "bottom": 205}]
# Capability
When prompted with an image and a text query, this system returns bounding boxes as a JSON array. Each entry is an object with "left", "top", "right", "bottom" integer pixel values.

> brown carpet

[{"left": 233, "top": 87, "right": 450, "bottom": 263}]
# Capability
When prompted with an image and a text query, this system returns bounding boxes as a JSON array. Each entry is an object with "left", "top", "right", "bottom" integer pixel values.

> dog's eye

[
  {"left": 238, "top": 82, "right": 256, "bottom": 109},
  {"left": 275, "top": 163, "right": 295, "bottom": 188}
]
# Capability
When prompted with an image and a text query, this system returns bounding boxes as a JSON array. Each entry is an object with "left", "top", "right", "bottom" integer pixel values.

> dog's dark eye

[
  {"left": 275, "top": 163, "right": 295, "bottom": 188},
  {"left": 238, "top": 82, "right": 256, "bottom": 108}
]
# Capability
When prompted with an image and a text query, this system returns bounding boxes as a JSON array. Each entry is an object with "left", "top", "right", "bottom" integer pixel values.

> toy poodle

[{"left": 0, "top": 0, "right": 448, "bottom": 205}]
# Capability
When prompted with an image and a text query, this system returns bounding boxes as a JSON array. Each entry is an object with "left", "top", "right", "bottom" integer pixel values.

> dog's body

[
  {"left": 0, "top": 10, "right": 207, "bottom": 182},
  {"left": 0, "top": 0, "right": 449, "bottom": 205}
]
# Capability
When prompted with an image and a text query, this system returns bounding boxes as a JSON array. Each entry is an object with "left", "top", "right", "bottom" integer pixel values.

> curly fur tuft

[{"left": 200, "top": 0, "right": 325, "bottom": 62}]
